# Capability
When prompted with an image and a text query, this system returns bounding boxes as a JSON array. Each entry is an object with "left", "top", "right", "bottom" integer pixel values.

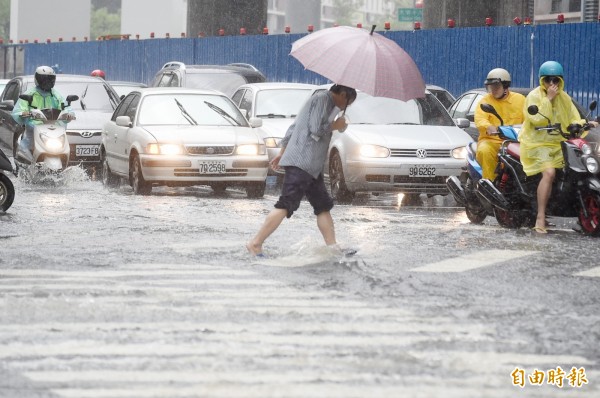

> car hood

[
  {"left": 342, "top": 124, "right": 472, "bottom": 148},
  {"left": 141, "top": 125, "right": 261, "bottom": 145},
  {"left": 68, "top": 111, "right": 113, "bottom": 130},
  {"left": 256, "top": 118, "right": 294, "bottom": 138}
]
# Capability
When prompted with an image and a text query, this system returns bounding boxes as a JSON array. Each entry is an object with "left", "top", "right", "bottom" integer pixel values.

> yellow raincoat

[{"left": 519, "top": 77, "right": 585, "bottom": 176}]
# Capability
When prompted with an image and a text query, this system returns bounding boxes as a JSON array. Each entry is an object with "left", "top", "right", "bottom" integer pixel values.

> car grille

[
  {"left": 66, "top": 131, "right": 102, "bottom": 138},
  {"left": 174, "top": 168, "right": 247, "bottom": 177},
  {"left": 185, "top": 145, "right": 234, "bottom": 155},
  {"left": 390, "top": 149, "right": 451, "bottom": 158}
]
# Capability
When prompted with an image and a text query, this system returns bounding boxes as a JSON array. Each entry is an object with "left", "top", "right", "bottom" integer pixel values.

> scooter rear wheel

[
  {"left": 465, "top": 205, "right": 486, "bottom": 224},
  {"left": 0, "top": 174, "right": 15, "bottom": 212},
  {"left": 494, "top": 207, "right": 522, "bottom": 229},
  {"left": 578, "top": 191, "right": 600, "bottom": 236}
]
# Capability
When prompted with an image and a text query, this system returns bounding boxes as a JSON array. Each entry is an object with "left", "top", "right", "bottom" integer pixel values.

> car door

[
  {"left": 448, "top": 92, "right": 481, "bottom": 140},
  {"left": 114, "top": 93, "right": 140, "bottom": 173},
  {"left": 104, "top": 93, "right": 135, "bottom": 174},
  {"left": 0, "top": 79, "right": 24, "bottom": 154},
  {"left": 238, "top": 88, "right": 254, "bottom": 118}
]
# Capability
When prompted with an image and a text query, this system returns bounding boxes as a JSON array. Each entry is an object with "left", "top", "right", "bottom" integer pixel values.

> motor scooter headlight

[
  {"left": 40, "top": 133, "right": 65, "bottom": 153},
  {"left": 586, "top": 157, "right": 599, "bottom": 174},
  {"left": 581, "top": 143, "right": 593, "bottom": 155}
]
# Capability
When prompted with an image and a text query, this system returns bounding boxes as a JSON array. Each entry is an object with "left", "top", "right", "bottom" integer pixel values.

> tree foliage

[
  {"left": 91, "top": 7, "right": 121, "bottom": 39},
  {"left": 0, "top": 0, "right": 9, "bottom": 40}
]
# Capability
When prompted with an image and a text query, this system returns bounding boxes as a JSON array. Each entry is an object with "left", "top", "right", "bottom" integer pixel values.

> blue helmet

[{"left": 538, "top": 61, "right": 563, "bottom": 78}]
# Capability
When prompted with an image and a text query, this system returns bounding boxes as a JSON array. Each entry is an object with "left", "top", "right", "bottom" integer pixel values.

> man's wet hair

[{"left": 330, "top": 84, "right": 357, "bottom": 103}]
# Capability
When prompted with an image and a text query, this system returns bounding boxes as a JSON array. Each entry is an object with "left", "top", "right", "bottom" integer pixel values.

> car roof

[
  {"left": 236, "top": 82, "right": 318, "bottom": 91},
  {"left": 13, "top": 74, "right": 109, "bottom": 83},
  {"left": 133, "top": 87, "right": 230, "bottom": 96},
  {"left": 159, "top": 62, "right": 266, "bottom": 79},
  {"left": 108, "top": 81, "right": 147, "bottom": 86}
]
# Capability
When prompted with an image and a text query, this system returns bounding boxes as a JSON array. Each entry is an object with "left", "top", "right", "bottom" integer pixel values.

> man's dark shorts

[{"left": 275, "top": 166, "right": 334, "bottom": 218}]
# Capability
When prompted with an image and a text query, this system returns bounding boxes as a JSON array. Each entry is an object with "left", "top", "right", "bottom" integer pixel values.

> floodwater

[{"left": 1, "top": 168, "right": 599, "bottom": 397}]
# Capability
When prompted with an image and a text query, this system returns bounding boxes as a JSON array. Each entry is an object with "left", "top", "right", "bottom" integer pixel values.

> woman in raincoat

[{"left": 519, "top": 61, "right": 598, "bottom": 233}]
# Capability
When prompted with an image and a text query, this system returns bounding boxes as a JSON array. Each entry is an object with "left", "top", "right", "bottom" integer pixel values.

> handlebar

[{"left": 535, "top": 122, "right": 590, "bottom": 139}]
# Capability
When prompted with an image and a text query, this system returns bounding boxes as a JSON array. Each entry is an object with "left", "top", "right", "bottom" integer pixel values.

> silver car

[
  {"left": 101, "top": 87, "right": 268, "bottom": 197},
  {"left": 325, "top": 90, "right": 472, "bottom": 202},
  {"left": 231, "top": 82, "right": 318, "bottom": 175}
]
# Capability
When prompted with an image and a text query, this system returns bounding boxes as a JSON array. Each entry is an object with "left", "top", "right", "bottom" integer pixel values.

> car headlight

[
  {"left": 581, "top": 143, "right": 593, "bottom": 155},
  {"left": 40, "top": 133, "right": 65, "bottom": 152},
  {"left": 586, "top": 157, "right": 599, "bottom": 173},
  {"left": 359, "top": 144, "right": 389, "bottom": 158},
  {"left": 236, "top": 144, "right": 266, "bottom": 155},
  {"left": 452, "top": 146, "right": 468, "bottom": 159},
  {"left": 146, "top": 143, "right": 183, "bottom": 155},
  {"left": 263, "top": 137, "right": 282, "bottom": 148}
]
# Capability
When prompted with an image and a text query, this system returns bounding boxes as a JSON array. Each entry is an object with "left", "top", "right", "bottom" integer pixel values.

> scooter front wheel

[
  {"left": 493, "top": 207, "right": 522, "bottom": 229},
  {"left": 0, "top": 173, "right": 15, "bottom": 212},
  {"left": 578, "top": 191, "right": 600, "bottom": 236},
  {"left": 465, "top": 205, "right": 486, "bottom": 224}
]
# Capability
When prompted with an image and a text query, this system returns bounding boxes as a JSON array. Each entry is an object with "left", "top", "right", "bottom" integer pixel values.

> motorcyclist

[
  {"left": 12, "top": 66, "right": 75, "bottom": 161},
  {"left": 474, "top": 68, "right": 526, "bottom": 180},
  {"left": 90, "top": 69, "right": 106, "bottom": 79},
  {"left": 519, "top": 61, "right": 598, "bottom": 233}
]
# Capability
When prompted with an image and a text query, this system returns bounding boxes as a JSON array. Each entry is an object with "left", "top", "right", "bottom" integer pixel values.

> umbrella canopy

[{"left": 290, "top": 25, "right": 425, "bottom": 101}]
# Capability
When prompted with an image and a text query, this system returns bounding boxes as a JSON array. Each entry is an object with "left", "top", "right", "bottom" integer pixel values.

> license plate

[
  {"left": 75, "top": 145, "right": 100, "bottom": 157},
  {"left": 408, "top": 165, "right": 436, "bottom": 177},
  {"left": 199, "top": 161, "right": 226, "bottom": 174}
]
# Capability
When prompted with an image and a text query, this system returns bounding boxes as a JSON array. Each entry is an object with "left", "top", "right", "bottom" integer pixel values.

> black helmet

[{"left": 34, "top": 65, "right": 57, "bottom": 92}]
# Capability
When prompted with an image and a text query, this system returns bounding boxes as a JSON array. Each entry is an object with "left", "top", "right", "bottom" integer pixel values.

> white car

[
  {"left": 231, "top": 82, "right": 318, "bottom": 174},
  {"left": 325, "top": 90, "right": 472, "bottom": 202},
  {"left": 100, "top": 87, "right": 269, "bottom": 197}
]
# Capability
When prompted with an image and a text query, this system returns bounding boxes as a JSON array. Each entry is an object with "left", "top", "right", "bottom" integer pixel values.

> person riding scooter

[
  {"left": 474, "top": 68, "right": 525, "bottom": 180},
  {"left": 12, "top": 66, "right": 75, "bottom": 163}
]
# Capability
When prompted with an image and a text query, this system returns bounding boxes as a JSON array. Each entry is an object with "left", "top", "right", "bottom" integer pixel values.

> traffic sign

[{"left": 398, "top": 8, "right": 423, "bottom": 22}]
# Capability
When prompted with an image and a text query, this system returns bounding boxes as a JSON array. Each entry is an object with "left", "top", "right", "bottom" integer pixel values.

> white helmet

[
  {"left": 484, "top": 68, "right": 511, "bottom": 88},
  {"left": 34, "top": 65, "right": 56, "bottom": 92}
]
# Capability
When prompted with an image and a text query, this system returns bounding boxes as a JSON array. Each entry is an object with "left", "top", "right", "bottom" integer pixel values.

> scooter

[
  {"left": 14, "top": 93, "right": 78, "bottom": 173},
  {"left": 0, "top": 146, "right": 16, "bottom": 212},
  {"left": 446, "top": 103, "right": 519, "bottom": 224},
  {"left": 475, "top": 102, "right": 600, "bottom": 236}
]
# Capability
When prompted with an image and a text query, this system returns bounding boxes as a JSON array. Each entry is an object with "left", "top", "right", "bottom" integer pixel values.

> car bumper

[
  {"left": 139, "top": 154, "right": 269, "bottom": 182},
  {"left": 343, "top": 159, "right": 465, "bottom": 195}
]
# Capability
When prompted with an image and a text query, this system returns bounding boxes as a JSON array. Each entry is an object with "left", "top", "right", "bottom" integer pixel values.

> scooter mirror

[
  {"left": 527, "top": 105, "right": 539, "bottom": 115},
  {"left": 589, "top": 100, "right": 597, "bottom": 112},
  {"left": 19, "top": 94, "right": 34, "bottom": 106},
  {"left": 480, "top": 103, "right": 504, "bottom": 126},
  {"left": 66, "top": 95, "right": 79, "bottom": 105}
]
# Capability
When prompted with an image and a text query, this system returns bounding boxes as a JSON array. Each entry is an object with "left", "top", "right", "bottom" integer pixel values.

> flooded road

[{"left": 1, "top": 169, "right": 599, "bottom": 397}]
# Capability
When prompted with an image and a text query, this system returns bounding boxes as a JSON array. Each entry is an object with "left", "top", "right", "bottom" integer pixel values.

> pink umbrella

[{"left": 290, "top": 25, "right": 425, "bottom": 101}]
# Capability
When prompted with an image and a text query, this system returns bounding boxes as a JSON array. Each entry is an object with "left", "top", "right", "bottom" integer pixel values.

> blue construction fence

[{"left": 15, "top": 22, "right": 600, "bottom": 110}]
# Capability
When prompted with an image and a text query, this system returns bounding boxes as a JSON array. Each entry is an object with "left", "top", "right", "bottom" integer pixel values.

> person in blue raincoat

[
  {"left": 519, "top": 61, "right": 598, "bottom": 233},
  {"left": 12, "top": 66, "right": 75, "bottom": 159}
]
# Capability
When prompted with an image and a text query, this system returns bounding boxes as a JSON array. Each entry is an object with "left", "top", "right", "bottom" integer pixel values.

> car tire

[
  {"left": 130, "top": 154, "right": 152, "bottom": 195},
  {"left": 211, "top": 183, "right": 227, "bottom": 194},
  {"left": 101, "top": 150, "right": 120, "bottom": 188},
  {"left": 246, "top": 181, "right": 266, "bottom": 198},
  {"left": 329, "top": 151, "right": 354, "bottom": 203}
]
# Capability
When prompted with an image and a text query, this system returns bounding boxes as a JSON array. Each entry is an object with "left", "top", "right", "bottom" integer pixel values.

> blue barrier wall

[{"left": 18, "top": 22, "right": 600, "bottom": 110}]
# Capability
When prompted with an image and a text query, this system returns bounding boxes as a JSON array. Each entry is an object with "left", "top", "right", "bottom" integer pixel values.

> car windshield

[
  {"left": 138, "top": 93, "right": 248, "bottom": 126},
  {"left": 345, "top": 92, "right": 455, "bottom": 126},
  {"left": 255, "top": 89, "right": 313, "bottom": 117},
  {"left": 185, "top": 73, "right": 247, "bottom": 96},
  {"left": 111, "top": 84, "right": 145, "bottom": 98},
  {"left": 26, "top": 81, "right": 119, "bottom": 111}
]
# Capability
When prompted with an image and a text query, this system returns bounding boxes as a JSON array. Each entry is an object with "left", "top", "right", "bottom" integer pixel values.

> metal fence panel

[{"left": 19, "top": 23, "right": 600, "bottom": 109}]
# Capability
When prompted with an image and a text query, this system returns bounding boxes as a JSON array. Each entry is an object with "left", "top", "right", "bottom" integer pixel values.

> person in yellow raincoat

[
  {"left": 519, "top": 61, "right": 598, "bottom": 233},
  {"left": 475, "top": 68, "right": 525, "bottom": 180}
]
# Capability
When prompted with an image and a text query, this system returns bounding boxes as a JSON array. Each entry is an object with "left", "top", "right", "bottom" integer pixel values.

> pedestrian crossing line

[
  {"left": 410, "top": 249, "right": 538, "bottom": 273},
  {"left": 575, "top": 266, "right": 600, "bottom": 277},
  {"left": 0, "top": 268, "right": 258, "bottom": 278}
]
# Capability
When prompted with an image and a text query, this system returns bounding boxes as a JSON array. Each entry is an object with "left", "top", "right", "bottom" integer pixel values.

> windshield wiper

[
  {"left": 174, "top": 98, "right": 197, "bottom": 125},
  {"left": 256, "top": 113, "right": 286, "bottom": 118},
  {"left": 79, "top": 84, "right": 88, "bottom": 110},
  {"left": 204, "top": 101, "right": 240, "bottom": 126}
]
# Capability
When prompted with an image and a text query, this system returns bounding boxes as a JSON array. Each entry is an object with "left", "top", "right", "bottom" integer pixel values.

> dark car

[
  {"left": 0, "top": 74, "right": 121, "bottom": 169},
  {"left": 426, "top": 84, "right": 455, "bottom": 109},
  {"left": 151, "top": 62, "right": 266, "bottom": 97},
  {"left": 448, "top": 87, "right": 600, "bottom": 146}
]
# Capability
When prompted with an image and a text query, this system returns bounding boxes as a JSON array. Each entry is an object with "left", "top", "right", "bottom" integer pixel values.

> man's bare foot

[{"left": 246, "top": 241, "right": 264, "bottom": 256}]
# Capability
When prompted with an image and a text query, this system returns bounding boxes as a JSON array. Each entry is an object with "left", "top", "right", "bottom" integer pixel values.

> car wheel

[
  {"left": 101, "top": 151, "right": 120, "bottom": 188},
  {"left": 211, "top": 183, "right": 227, "bottom": 194},
  {"left": 329, "top": 152, "right": 354, "bottom": 203},
  {"left": 130, "top": 154, "right": 152, "bottom": 195},
  {"left": 247, "top": 181, "right": 266, "bottom": 198}
]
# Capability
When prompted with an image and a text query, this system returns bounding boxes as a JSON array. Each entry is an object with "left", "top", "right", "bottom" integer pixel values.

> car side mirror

[
  {"left": 455, "top": 118, "right": 470, "bottom": 129},
  {"left": 466, "top": 114, "right": 474, "bottom": 122},
  {"left": 249, "top": 117, "right": 263, "bottom": 128},
  {"left": 0, "top": 100, "right": 14, "bottom": 111},
  {"left": 116, "top": 115, "right": 132, "bottom": 127}
]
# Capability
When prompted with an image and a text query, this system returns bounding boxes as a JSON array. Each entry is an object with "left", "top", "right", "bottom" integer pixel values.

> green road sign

[{"left": 398, "top": 8, "right": 423, "bottom": 22}]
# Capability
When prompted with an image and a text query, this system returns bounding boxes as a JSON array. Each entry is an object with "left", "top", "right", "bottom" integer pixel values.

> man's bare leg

[
  {"left": 317, "top": 211, "right": 336, "bottom": 246},
  {"left": 246, "top": 208, "right": 288, "bottom": 255}
]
